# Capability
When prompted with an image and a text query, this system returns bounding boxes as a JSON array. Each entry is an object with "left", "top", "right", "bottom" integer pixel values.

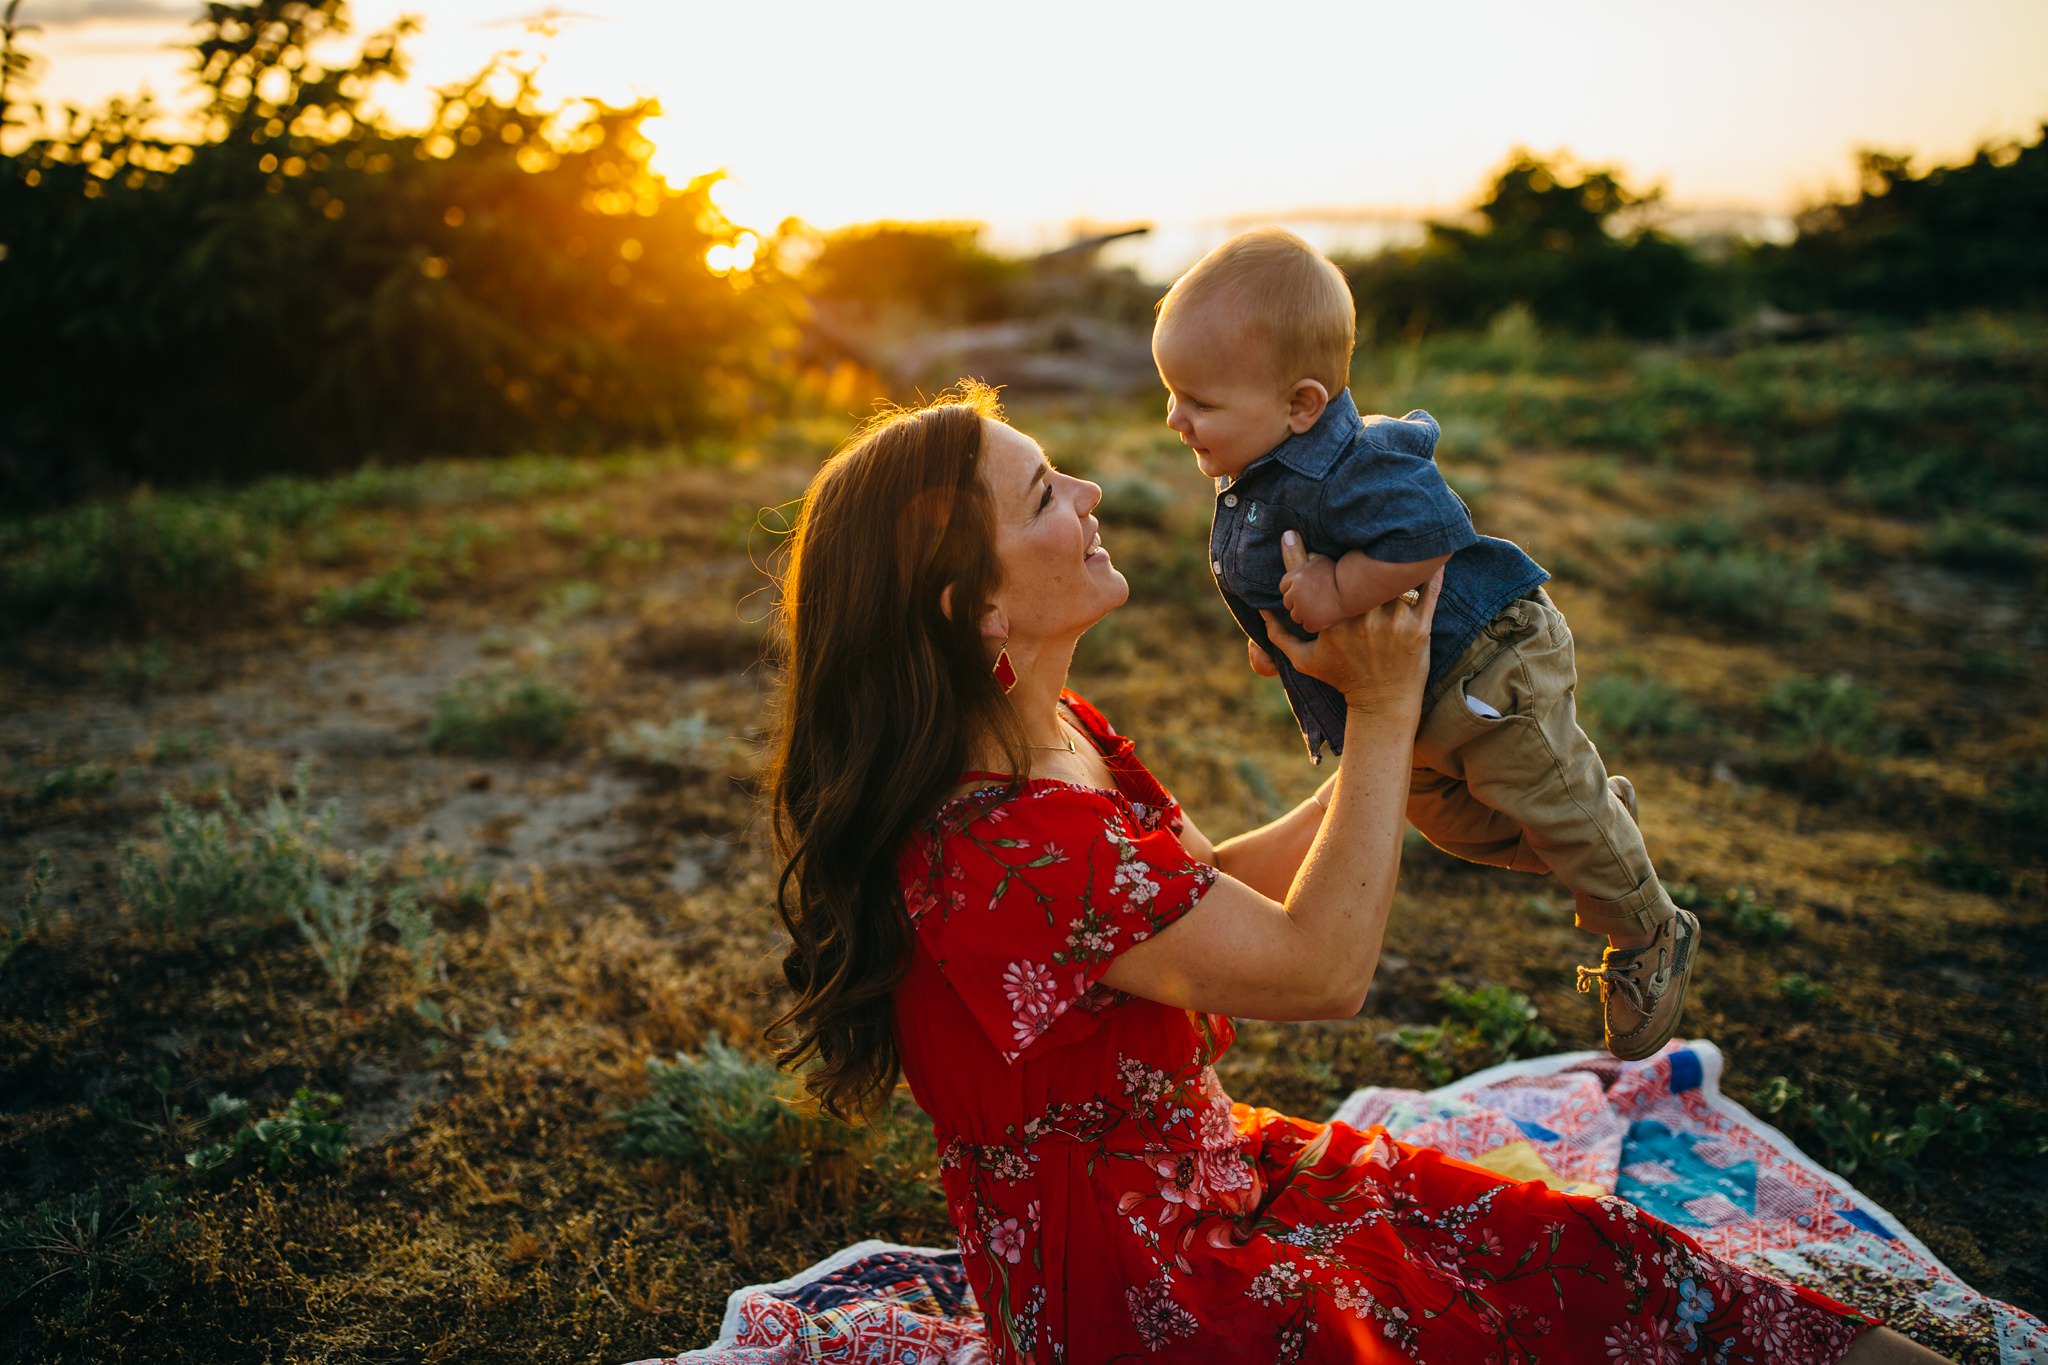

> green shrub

[
  {"left": 1991, "top": 758, "right": 2048, "bottom": 832},
  {"left": 540, "top": 579, "right": 605, "bottom": 624},
  {"left": 3, "top": 852, "right": 53, "bottom": 969},
  {"left": 1632, "top": 546, "right": 1829, "bottom": 635},
  {"left": 305, "top": 566, "right": 425, "bottom": 626},
  {"left": 101, "top": 641, "right": 174, "bottom": 695},
  {"left": 1753, "top": 1077, "right": 1987, "bottom": 1184},
  {"left": 143, "top": 728, "right": 216, "bottom": 765},
  {"left": 118, "top": 789, "right": 299, "bottom": 932},
  {"left": 1764, "top": 673, "right": 1895, "bottom": 759},
  {"left": 1723, "top": 886, "right": 1793, "bottom": 944},
  {"left": 1919, "top": 516, "right": 2041, "bottom": 574},
  {"left": 0, "top": 497, "right": 273, "bottom": 625},
  {"left": 615, "top": 1034, "right": 834, "bottom": 1180},
  {"left": 428, "top": 671, "right": 579, "bottom": 756},
  {"left": 1578, "top": 672, "right": 1702, "bottom": 745},
  {"left": 1909, "top": 845, "right": 2012, "bottom": 895},
  {"left": 1394, "top": 980, "right": 1556, "bottom": 1086},
  {"left": 606, "top": 713, "right": 744, "bottom": 775},
  {"left": 291, "top": 855, "right": 381, "bottom": 1002},
  {"left": 1774, "top": 973, "right": 1831, "bottom": 1011},
  {"left": 93, "top": 1067, "right": 247, "bottom": 1146},
  {"left": 187, "top": 1090, "right": 349, "bottom": 1174},
  {"left": 116, "top": 773, "right": 435, "bottom": 996},
  {"left": 27, "top": 763, "right": 119, "bottom": 807},
  {"left": 1558, "top": 457, "right": 1621, "bottom": 496}
]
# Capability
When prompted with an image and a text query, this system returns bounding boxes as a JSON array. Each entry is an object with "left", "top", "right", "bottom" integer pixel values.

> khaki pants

[{"left": 1411, "top": 589, "right": 1676, "bottom": 938}]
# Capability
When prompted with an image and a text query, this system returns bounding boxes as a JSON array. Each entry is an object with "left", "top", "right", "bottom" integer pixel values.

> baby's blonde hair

[{"left": 1156, "top": 228, "right": 1356, "bottom": 393}]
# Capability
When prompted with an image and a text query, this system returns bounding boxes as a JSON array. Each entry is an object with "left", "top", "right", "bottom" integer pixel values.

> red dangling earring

[{"left": 992, "top": 645, "right": 1018, "bottom": 694}]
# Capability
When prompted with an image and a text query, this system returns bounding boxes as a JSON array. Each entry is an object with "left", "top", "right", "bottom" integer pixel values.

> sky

[{"left": 12, "top": 0, "right": 2048, "bottom": 253}]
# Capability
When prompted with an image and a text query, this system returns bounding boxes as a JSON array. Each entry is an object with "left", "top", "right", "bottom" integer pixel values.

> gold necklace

[{"left": 1030, "top": 703, "right": 1078, "bottom": 754}]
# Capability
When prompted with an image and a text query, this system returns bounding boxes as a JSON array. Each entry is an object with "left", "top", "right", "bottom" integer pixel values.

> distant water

[{"left": 989, "top": 209, "right": 1793, "bottom": 284}]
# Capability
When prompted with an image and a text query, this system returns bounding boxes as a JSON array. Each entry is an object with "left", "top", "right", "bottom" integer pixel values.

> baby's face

[{"left": 1152, "top": 306, "right": 1297, "bottom": 481}]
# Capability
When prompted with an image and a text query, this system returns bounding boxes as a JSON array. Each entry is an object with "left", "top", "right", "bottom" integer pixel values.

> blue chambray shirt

[{"left": 1209, "top": 389, "right": 1549, "bottom": 761}]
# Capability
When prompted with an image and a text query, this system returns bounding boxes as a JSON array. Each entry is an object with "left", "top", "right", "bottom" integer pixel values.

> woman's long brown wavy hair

[{"left": 764, "top": 382, "right": 1029, "bottom": 1120}]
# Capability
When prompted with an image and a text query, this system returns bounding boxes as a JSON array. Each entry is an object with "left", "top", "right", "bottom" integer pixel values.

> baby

[{"left": 1150, "top": 227, "right": 1698, "bottom": 1060}]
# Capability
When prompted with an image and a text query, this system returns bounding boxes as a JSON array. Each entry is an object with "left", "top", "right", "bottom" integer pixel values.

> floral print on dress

[{"left": 890, "top": 693, "right": 1872, "bottom": 1363}]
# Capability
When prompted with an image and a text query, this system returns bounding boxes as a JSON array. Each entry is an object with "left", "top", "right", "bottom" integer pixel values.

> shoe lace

[
  {"left": 1575, "top": 959, "right": 1650, "bottom": 1011},
  {"left": 1576, "top": 927, "right": 1677, "bottom": 1011}
]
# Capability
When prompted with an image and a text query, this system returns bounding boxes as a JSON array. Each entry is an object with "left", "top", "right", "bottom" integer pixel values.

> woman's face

[{"left": 980, "top": 419, "right": 1127, "bottom": 643}]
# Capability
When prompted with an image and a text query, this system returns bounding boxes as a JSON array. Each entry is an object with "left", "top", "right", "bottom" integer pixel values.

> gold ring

[{"left": 1399, "top": 588, "right": 1422, "bottom": 606}]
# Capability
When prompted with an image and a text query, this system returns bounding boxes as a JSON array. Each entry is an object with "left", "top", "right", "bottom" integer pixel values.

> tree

[
  {"left": 1344, "top": 151, "right": 1724, "bottom": 340},
  {"left": 0, "top": 1, "right": 779, "bottom": 508}
]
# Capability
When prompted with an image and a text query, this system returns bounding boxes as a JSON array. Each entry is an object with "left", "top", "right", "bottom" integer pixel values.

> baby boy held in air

[{"left": 1150, "top": 227, "right": 1700, "bottom": 1060}]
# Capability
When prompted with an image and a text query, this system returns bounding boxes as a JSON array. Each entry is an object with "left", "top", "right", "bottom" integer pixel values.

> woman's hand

[{"left": 1259, "top": 531, "right": 1439, "bottom": 715}]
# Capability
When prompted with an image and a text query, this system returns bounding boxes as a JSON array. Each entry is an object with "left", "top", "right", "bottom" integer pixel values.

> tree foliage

[
  {"left": 1344, "top": 151, "right": 1723, "bottom": 340},
  {"left": 1759, "top": 129, "right": 2048, "bottom": 317},
  {"left": 0, "top": 0, "right": 782, "bottom": 508}
]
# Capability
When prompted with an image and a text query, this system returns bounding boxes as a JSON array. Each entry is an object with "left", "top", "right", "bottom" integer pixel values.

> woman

[{"left": 764, "top": 386, "right": 1945, "bottom": 1364}]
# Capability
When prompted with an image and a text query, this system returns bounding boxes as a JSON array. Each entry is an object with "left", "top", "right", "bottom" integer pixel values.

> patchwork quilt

[{"left": 644, "top": 1041, "right": 2046, "bottom": 1365}]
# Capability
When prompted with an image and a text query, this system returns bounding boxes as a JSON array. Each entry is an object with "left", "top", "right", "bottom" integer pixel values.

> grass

[
  {"left": 1355, "top": 314, "right": 2048, "bottom": 530},
  {"left": 2, "top": 320, "right": 2045, "bottom": 1357}
]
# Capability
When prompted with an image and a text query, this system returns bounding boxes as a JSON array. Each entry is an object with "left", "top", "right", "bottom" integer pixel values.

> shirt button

[
  {"left": 1223, "top": 493, "right": 1239, "bottom": 507},
  {"left": 1211, "top": 559, "right": 1222, "bottom": 576}
]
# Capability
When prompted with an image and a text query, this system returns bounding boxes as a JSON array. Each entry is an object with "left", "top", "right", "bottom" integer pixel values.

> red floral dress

[{"left": 892, "top": 693, "right": 1875, "bottom": 1364}]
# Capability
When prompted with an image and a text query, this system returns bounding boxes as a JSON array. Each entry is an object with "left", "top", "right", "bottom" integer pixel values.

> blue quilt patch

[{"left": 1616, "top": 1119, "right": 1757, "bottom": 1228}]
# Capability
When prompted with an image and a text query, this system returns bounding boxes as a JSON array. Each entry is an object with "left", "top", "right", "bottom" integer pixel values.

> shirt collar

[{"left": 1252, "top": 388, "right": 1361, "bottom": 482}]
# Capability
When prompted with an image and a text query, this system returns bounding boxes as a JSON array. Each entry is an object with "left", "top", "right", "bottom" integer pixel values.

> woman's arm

[
  {"left": 1103, "top": 547, "right": 1440, "bottom": 1021},
  {"left": 1206, "top": 775, "right": 1334, "bottom": 901}
]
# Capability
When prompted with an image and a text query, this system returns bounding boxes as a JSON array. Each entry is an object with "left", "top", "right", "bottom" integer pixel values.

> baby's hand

[{"left": 1279, "top": 533, "right": 1348, "bottom": 635}]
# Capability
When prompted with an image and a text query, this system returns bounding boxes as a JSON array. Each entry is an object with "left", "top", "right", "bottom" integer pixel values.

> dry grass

[{"left": 1, "top": 373, "right": 2044, "bottom": 1359}]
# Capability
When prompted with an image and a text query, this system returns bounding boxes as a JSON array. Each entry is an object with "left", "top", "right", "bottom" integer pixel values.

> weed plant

[
  {"left": 1909, "top": 845, "right": 2012, "bottom": 895},
  {"left": 0, "top": 1178, "right": 185, "bottom": 1324},
  {"left": 606, "top": 714, "right": 741, "bottom": 775},
  {"left": 1754, "top": 1077, "right": 1988, "bottom": 1184},
  {"left": 429, "top": 671, "right": 580, "bottom": 756},
  {"left": 27, "top": 763, "right": 119, "bottom": 807},
  {"left": 616, "top": 1034, "right": 832, "bottom": 1179},
  {"left": 292, "top": 855, "right": 382, "bottom": 1002},
  {"left": 102, "top": 641, "right": 173, "bottom": 695},
  {"left": 614, "top": 1035, "right": 944, "bottom": 1228},
  {"left": 94, "top": 1067, "right": 248, "bottom": 1149},
  {"left": 1774, "top": 973, "right": 1832, "bottom": 1011},
  {"left": 1394, "top": 980, "right": 1556, "bottom": 1086},
  {"left": 305, "top": 566, "right": 425, "bottom": 626},
  {"left": 1578, "top": 671, "right": 1703, "bottom": 746},
  {"left": 1762, "top": 674, "right": 1897, "bottom": 797},
  {"left": 187, "top": 1090, "right": 349, "bottom": 1174},
  {"left": 118, "top": 791, "right": 294, "bottom": 932},
  {"left": 4, "top": 851, "right": 53, "bottom": 968},
  {"left": 1675, "top": 883, "right": 1792, "bottom": 945},
  {"left": 1919, "top": 515, "right": 2042, "bottom": 574},
  {"left": 1631, "top": 546, "right": 1828, "bottom": 636},
  {"left": 143, "top": 729, "right": 216, "bottom": 765}
]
